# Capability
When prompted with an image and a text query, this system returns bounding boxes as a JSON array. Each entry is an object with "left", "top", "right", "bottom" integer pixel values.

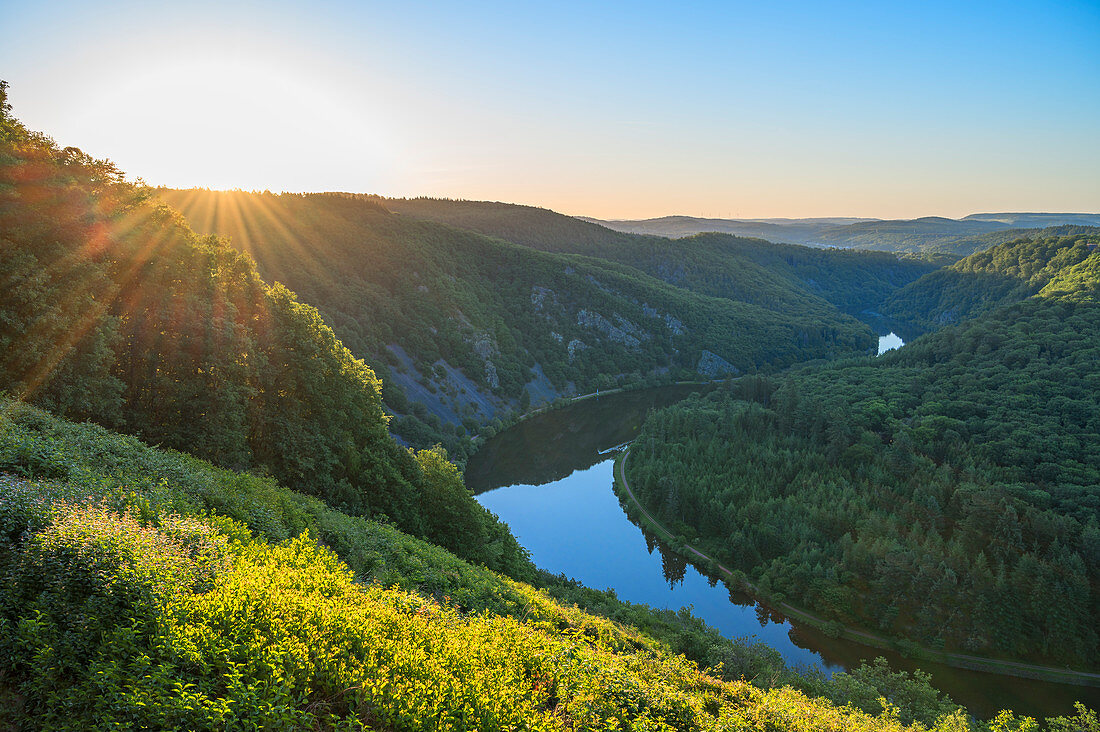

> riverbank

[{"left": 613, "top": 448, "right": 1100, "bottom": 689}]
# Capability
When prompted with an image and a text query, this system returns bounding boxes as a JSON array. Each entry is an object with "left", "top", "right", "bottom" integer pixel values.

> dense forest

[
  {"left": 0, "top": 86, "right": 526, "bottom": 574},
  {"left": 627, "top": 231, "right": 1100, "bottom": 667},
  {"left": 161, "top": 189, "right": 882, "bottom": 457}
]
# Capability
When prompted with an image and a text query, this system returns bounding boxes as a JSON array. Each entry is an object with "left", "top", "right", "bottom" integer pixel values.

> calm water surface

[
  {"left": 468, "top": 384, "right": 1100, "bottom": 719},
  {"left": 877, "top": 331, "right": 905, "bottom": 355}
]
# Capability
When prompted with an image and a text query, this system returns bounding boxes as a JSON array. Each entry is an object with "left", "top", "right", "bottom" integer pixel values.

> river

[
  {"left": 467, "top": 384, "right": 1100, "bottom": 720},
  {"left": 878, "top": 331, "right": 904, "bottom": 355}
]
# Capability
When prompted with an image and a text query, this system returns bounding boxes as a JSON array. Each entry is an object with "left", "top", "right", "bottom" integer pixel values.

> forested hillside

[
  {"left": 385, "top": 197, "right": 941, "bottom": 318},
  {"left": 161, "top": 189, "right": 878, "bottom": 457},
  {"left": 386, "top": 196, "right": 643, "bottom": 251},
  {"left": 0, "top": 90, "right": 526, "bottom": 572},
  {"left": 885, "top": 229, "right": 1100, "bottom": 331},
  {"left": 627, "top": 232, "right": 1100, "bottom": 668}
]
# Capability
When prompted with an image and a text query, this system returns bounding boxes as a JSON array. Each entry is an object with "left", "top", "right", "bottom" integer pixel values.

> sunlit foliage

[
  {"left": 3, "top": 402, "right": 1095, "bottom": 730},
  {"left": 0, "top": 90, "right": 526, "bottom": 572}
]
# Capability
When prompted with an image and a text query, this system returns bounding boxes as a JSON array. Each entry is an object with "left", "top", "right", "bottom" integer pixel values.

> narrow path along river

[{"left": 466, "top": 383, "right": 1100, "bottom": 720}]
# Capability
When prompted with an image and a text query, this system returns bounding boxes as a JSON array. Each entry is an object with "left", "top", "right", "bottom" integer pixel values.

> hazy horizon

[
  {"left": 153, "top": 188, "right": 1100, "bottom": 224},
  {"left": 3, "top": 0, "right": 1098, "bottom": 219}
]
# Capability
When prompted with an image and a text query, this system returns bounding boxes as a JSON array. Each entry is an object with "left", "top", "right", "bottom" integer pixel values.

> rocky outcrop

[
  {"left": 470, "top": 333, "right": 501, "bottom": 389},
  {"left": 641, "top": 303, "right": 686, "bottom": 335},
  {"left": 567, "top": 339, "right": 587, "bottom": 363},
  {"left": 472, "top": 333, "right": 497, "bottom": 361},
  {"left": 484, "top": 361, "right": 500, "bottom": 389},
  {"left": 576, "top": 309, "right": 644, "bottom": 348},
  {"left": 696, "top": 349, "right": 739, "bottom": 378},
  {"left": 383, "top": 344, "right": 507, "bottom": 422},
  {"left": 584, "top": 274, "right": 612, "bottom": 294},
  {"left": 531, "top": 286, "right": 556, "bottom": 312}
]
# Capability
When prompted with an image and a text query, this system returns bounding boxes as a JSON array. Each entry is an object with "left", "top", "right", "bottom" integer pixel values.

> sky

[{"left": 2, "top": 0, "right": 1098, "bottom": 219}]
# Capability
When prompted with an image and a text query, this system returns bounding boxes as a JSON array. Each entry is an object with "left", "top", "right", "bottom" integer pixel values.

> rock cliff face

[
  {"left": 641, "top": 303, "right": 686, "bottom": 336},
  {"left": 567, "top": 339, "right": 587, "bottom": 363},
  {"left": 576, "top": 309, "right": 646, "bottom": 347},
  {"left": 530, "top": 286, "right": 563, "bottom": 316},
  {"left": 471, "top": 334, "right": 501, "bottom": 388},
  {"left": 696, "top": 350, "right": 739, "bottom": 378},
  {"left": 384, "top": 344, "right": 509, "bottom": 423}
]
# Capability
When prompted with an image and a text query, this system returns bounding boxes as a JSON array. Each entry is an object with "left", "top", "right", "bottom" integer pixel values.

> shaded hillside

[
  {"left": 589, "top": 212, "right": 1100, "bottom": 256},
  {"left": 813, "top": 216, "right": 1007, "bottom": 251},
  {"left": 579, "top": 214, "right": 870, "bottom": 244},
  {"left": 382, "top": 197, "right": 938, "bottom": 317},
  {"left": 162, "top": 190, "right": 877, "bottom": 457},
  {"left": 681, "top": 233, "right": 944, "bottom": 316},
  {"left": 885, "top": 229, "right": 1100, "bottom": 331},
  {"left": 0, "top": 92, "right": 526, "bottom": 572},
  {"left": 964, "top": 213, "right": 1100, "bottom": 228},
  {"left": 627, "top": 233, "right": 1100, "bottom": 669},
  {"left": 386, "top": 196, "right": 643, "bottom": 251}
]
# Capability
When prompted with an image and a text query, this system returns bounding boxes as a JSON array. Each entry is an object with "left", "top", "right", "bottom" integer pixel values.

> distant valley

[{"left": 584, "top": 212, "right": 1100, "bottom": 255}]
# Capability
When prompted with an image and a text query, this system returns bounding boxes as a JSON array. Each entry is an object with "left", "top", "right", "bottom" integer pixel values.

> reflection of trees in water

[
  {"left": 635, "top": 521, "right": 692, "bottom": 590},
  {"left": 466, "top": 385, "right": 708, "bottom": 494},
  {"left": 660, "top": 547, "right": 688, "bottom": 588}
]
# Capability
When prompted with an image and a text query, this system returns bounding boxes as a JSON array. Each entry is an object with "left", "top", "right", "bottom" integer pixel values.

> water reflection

[
  {"left": 468, "top": 384, "right": 1100, "bottom": 719},
  {"left": 476, "top": 456, "right": 833, "bottom": 672},
  {"left": 466, "top": 384, "right": 710, "bottom": 493},
  {"left": 877, "top": 331, "right": 904, "bottom": 355}
]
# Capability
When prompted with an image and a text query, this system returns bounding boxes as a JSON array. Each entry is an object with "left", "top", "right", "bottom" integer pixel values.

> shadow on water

[
  {"left": 469, "top": 383, "right": 1100, "bottom": 720},
  {"left": 466, "top": 383, "right": 711, "bottom": 494}
]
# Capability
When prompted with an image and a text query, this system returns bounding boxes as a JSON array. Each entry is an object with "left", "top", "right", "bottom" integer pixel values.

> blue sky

[{"left": 2, "top": 0, "right": 1097, "bottom": 218}]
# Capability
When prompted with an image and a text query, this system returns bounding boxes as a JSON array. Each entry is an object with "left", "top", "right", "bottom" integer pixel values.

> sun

[{"left": 71, "top": 53, "right": 399, "bottom": 193}]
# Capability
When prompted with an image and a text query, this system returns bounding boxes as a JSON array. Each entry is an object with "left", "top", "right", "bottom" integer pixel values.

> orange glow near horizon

[{"left": 4, "top": 3, "right": 1097, "bottom": 222}]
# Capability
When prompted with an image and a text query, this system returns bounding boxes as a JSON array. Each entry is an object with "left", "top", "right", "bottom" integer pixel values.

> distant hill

[
  {"left": 382, "top": 197, "right": 939, "bottom": 318},
  {"left": 963, "top": 212, "right": 1100, "bottom": 228},
  {"left": 813, "top": 216, "right": 1007, "bottom": 250},
  {"left": 587, "top": 212, "right": 1100, "bottom": 256},
  {"left": 576, "top": 214, "right": 865, "bottom": 245},
  {"left": 884, "top": 227, "right": 1100, "bottom": 331}
]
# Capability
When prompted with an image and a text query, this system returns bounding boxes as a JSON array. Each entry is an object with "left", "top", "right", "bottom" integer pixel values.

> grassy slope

[{"left": 6, "top": 400, "right": 1094, "bottom": 730}]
